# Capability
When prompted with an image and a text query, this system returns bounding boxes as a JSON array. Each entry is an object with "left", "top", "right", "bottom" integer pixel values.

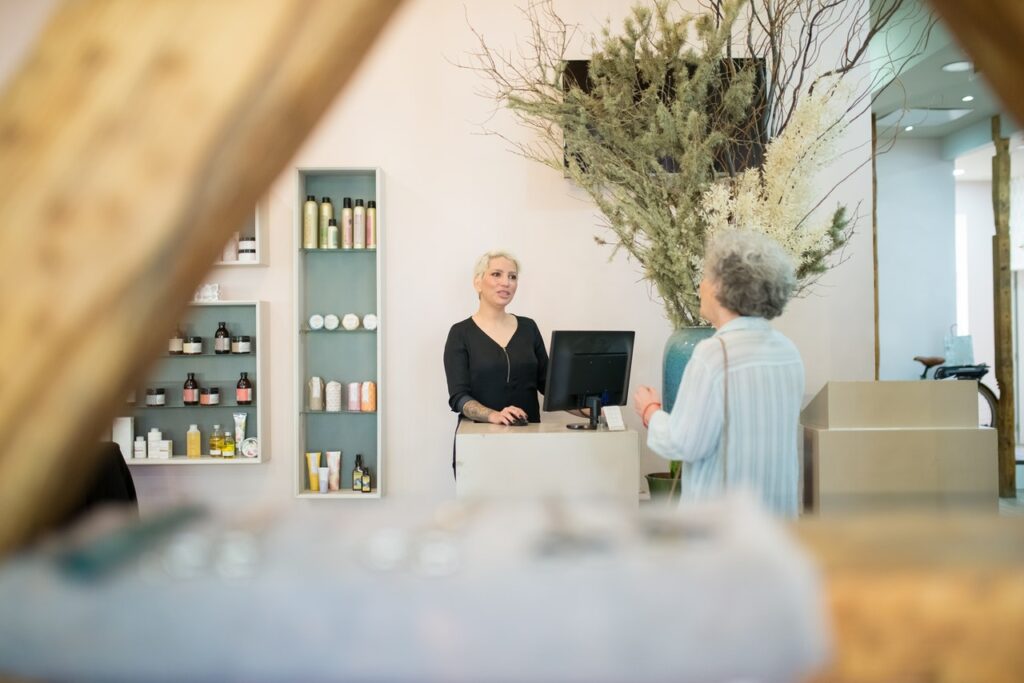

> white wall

[
  {"left": 1, "top": 0, "right": 876, "bottom": 511},
  {"left": 876, "top": 137, "right": 956, "bottom": 379},
  {"left": 954, "top": 181, "right": 996, "bottom": 393}
]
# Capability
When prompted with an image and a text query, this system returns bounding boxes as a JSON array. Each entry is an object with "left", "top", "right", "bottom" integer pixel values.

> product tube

[
  {"left": 233, "top": 412, "right": 247, "bottom": 447},
  {"left": 318, "top": 467, "right": 330, "bottom": 493},
  {"left": 327, "top": 451, "right": 342, "bottom": 490},
  {"left": 306, "top": 452, "right": 321, "bottom": 492}
]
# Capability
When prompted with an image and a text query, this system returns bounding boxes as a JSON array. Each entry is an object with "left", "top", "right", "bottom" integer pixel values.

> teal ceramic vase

[{"left": 661, "top": 326, "right": 715, "bottom": 412}]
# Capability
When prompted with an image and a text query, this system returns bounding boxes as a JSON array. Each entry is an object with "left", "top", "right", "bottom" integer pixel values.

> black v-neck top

[{"left": 444, "top": 315, "right": 548, "bottom": 422}]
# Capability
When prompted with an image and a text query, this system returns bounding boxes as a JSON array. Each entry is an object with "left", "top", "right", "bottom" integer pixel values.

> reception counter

[{"left": 455, "top": 413, "right": 640, "bottom": 504}]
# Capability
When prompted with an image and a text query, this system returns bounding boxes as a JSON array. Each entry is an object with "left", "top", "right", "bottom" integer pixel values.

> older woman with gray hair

[{"left": 633, "top": 230, "right": 804, "bottom": 516}]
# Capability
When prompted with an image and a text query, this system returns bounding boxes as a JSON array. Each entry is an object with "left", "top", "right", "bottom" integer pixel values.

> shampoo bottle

[
  {"left": 366, "top": 200, "right": 377, "bottom": 249},
  {"left": 187, "top": 424, "right": 201, "bottom": 459},
  {"left": 319, "top": 196, "right": 333, "bottom": 248},
  {"left": 353, "top": 199, "right": 366, "bottom": 249},
  {"left": 302, "top": 195, "right": 318, "bottom": 249}
]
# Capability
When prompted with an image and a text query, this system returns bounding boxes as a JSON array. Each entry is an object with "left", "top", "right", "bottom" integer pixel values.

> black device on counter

[{"left": 543, "top": 330, "right": 635, "bottom": 430}]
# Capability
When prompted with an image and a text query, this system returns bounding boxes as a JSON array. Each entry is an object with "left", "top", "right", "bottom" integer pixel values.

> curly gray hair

[{"left": 704, "top": 230, "right": 796, "bottom": 320}]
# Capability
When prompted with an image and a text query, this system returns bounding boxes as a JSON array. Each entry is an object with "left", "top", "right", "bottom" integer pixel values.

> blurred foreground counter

[
  {"left": 455, "top": 413, "right": 640, "bottom": 504},
  {"left": 0, "top": 497, "right": 825, "bottom": 683},
  {"left": 795, "top": 513, "right": 1024, "bottom": 683},
  {"left": 2, "top": 500, "right": 1021, "bottom": 682}
]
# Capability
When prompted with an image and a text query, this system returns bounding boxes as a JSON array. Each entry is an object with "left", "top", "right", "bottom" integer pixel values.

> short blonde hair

[{"left": 473, "top": 250, "right": 520, "bottom": 281}]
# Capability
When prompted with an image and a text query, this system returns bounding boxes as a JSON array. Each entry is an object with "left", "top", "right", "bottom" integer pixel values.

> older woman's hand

[{"left": 633, "top": 385, "right": 660, "bottom": 419}]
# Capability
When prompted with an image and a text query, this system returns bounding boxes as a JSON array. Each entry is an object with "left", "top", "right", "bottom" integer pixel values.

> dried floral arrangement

[{"left": 466, "top": 0, "right": 931, "bottom": 326}]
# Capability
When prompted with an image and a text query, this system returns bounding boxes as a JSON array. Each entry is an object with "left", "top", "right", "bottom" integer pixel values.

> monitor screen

[{"left": 543, "top": 331, "right": 635, "bottom": 414}]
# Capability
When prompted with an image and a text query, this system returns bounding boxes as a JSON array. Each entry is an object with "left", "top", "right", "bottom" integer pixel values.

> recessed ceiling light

[
  {"left": 961, "top": 95, "right": 975, "bottom": 102},
  {"left": 943, "top": 60, "right": 972, "bottom": 73},
  {"left": 904, "top": 125, "right": 914, "bottom": 131},
  {"left": 953, "top": 169, "right": 966, "bottom": 177}
]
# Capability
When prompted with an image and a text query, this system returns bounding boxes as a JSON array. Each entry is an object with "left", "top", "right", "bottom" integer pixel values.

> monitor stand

[{"left": 567, "top": 395, "right": 603, "bottom": 430}]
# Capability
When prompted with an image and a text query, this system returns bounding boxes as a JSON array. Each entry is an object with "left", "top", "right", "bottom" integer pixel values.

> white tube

[
  {"left": 327, "top": 451, "right": 341, "bottom": 491},
  {"left": 233, "top": 412, "right": 247, "bottom": 446},
  {"left": 318, "top": 467, "right": 330, "bottom": 493}
]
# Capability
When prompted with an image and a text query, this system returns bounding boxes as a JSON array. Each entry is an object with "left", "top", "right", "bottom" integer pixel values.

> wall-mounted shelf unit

[
  {"left": 214, "top": 205, "right": 265, "bottom": 267},
  {"left": 124, "top": 300, "right": 266, "bottom": 465},
  {"left": 294, "top": 168, "right": 383, "bottom": 498}
]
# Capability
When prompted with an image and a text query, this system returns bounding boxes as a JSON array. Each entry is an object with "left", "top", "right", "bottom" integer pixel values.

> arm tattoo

[{"left": 463, "top": 400, "right": 495, "bottom": 423}]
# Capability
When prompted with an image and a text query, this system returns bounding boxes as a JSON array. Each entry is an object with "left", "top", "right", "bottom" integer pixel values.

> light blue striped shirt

[{"left": 647, "top": 317, "right": 804, "bottom": 516}]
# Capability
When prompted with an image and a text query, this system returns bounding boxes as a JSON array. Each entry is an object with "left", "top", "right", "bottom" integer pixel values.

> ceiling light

[
  {"left": 942, "top": 60, "right": 972, "bottom": 73},
  {"left": 961, "top": 95, "right": 975, "bottom": 102},
  {"left": 953, "top": 169, "right": 966, "bottom": 177},
  {"left": 904, "top": 125, "right": 914, "bottom": 131}
]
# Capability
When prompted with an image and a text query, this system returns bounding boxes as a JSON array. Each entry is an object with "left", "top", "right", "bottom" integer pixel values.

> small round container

[
  {"left": 240, "top": 437, "right": 259, "bottom": 459},
  {"left": 239, "top": 237, "right": 257, "bottom": 251},
  {"left": 362, "top": 313, "right": 378, "bottom": 331},
  {"left": 231, "top": 336, "right": 252, "bottom": 354},
  {"left": 238, "top": 248, "right": 257, "bottom": 263},
  {"left": 308, "top": 314, "right": 324, "bottom": 331},
  {"left": 145, "top": 388, "right": 166, "bottom": 407},
  {"left": 342, "top": 313, "right": 360, "bottom": 331},
  {"left": 200, "top": 387, "right": 221, "bottom": 406},
  {"left": 324, "top": 314, "right": 340, "bottom": 331},
  {"left": 183, "top": 336, "right": 203, "bottom": 355}
]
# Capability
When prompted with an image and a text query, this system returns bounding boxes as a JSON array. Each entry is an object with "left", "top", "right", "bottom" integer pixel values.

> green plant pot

[{"left": 646, "top": 472, "right": 681, "bottom": 502}]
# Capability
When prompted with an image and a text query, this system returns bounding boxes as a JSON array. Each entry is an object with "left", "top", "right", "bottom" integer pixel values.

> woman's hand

[
  {"left": 633, "top": 386, "right": 662, "bottom": 427},
  {"left": 488, "top": 405, "right": 528, "bottom": 425}
]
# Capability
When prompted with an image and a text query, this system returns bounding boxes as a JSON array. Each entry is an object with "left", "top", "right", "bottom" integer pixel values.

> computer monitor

[{"left": 543, "top": 331, "right": 635, "bottom": 430}]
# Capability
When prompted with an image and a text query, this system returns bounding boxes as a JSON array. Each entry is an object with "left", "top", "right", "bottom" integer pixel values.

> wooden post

[
  {"left": 991, "top": 116, "right": 1016, "bottom": 497},
  {"left": 0, "top": 0, "right": 402, "bottom": 556},
  {"left": 871, "top": 113, "right": 880, "bottom": 381}
]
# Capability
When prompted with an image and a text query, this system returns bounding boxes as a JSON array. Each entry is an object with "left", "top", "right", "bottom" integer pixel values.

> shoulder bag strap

[{"left": 717, "top": 336, "right": 729, "bottom": 489}]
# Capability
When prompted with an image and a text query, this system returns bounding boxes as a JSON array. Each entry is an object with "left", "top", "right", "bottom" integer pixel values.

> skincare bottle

[
  {"left": 222, "top": 231, "right": 239, "bottom": 262},
  {"left": 133, "top": 436, "right": 147, "bottom": 459},
  {"left": 353, "top": 199, "right": 366, "bottom": 249},
  {"left": 319, "top": 196, "right": 333, "bottom": 248},
  {"left": 186, "top": 424, "right": 201, "bottom": 459},
  {"left": 326, "top": 218, "right": 339, "bottom": 249},
  {"left": 221, "top": 428, "right": 235, "bottom": 458},
  {"left": 183, "top": 372, "right": 199, "bottom": 406},
  {"left": 341, "top": 198, "right": 353, "bottom": 249},
  {"left": 352, "top": 454, "right": 364, "bottom": 491},
  {"left": 209, "top": 424, "right": 222, "bottom": 457},
  {"left": 366, "top": 200, "right": 377, "bottom": 249},
  {"left": 361, "top": 466, "right": 371, "bottom": 493},
  {"left": 214, "top": 321, "right": 231, "bottom": 354},
  {"left": 236, "top": 372, "right": 253, "bottom": 405},
  {"left": 302, "top": 195, "right": 318, "bottom": 249},
  {"left": 169, "top": 327, "right": 185, "bottom": 355}
]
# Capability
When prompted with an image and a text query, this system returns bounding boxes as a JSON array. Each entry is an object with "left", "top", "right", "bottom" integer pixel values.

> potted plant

[{"left": 465, "top": 0, "right": 928, "bottom": 497}]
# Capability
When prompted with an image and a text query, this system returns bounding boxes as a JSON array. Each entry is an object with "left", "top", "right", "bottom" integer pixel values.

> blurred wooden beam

[
  {"left": 0, "top": 0, "right": 401, "bottom": 556},
  {"left": 927, "top": 1, "right": 1024, "bottom": 128},
  {"left": 798, "top": 514, "right": 1024, "bottom": 682},
  {"left": 991, "top": 116, "right": 1016, "bottom": 497}
]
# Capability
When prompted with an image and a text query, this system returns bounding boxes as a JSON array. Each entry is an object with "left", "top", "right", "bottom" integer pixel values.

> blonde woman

[{"left": 444, "top": 251, "right": 549, "bottom": 442}]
